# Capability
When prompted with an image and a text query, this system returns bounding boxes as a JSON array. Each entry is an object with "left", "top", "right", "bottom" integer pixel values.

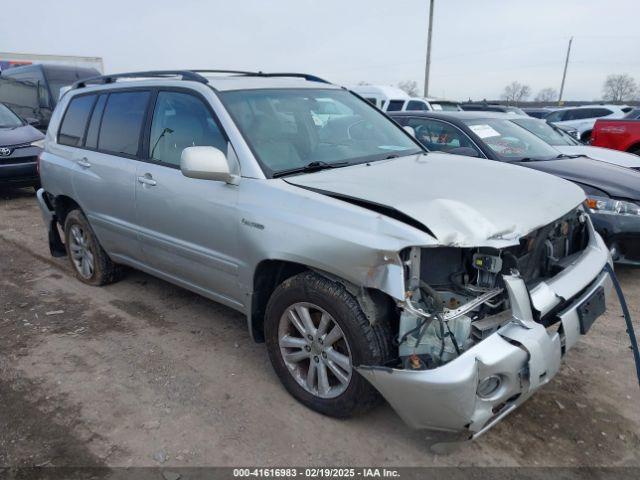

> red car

[{"left": 591, "top": 118, "right": 640, "bottom": 155}]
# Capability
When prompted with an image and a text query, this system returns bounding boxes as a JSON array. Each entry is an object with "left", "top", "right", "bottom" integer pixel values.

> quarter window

[
  {"left": 149, "top": 91, "right": 227, "bottom": 167},
  {"left": 98, "top": 91, "right": 150, "bottom": 156},
  {"left": 58, "top": 95, "right": 96, "bottom": 147}
]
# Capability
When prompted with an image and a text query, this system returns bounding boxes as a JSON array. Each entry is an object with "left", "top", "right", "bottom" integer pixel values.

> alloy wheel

[{"left": 278, "top": 302, "right": 353, "bottom": 399}]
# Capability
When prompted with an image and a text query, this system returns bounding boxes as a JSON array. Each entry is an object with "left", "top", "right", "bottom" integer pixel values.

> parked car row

[
  {"left": 389, "top": 110, "right": 640, "bottom": 265},
  {"left": 28, "top": 69, "right": 620, "bottom": 441},
  {"left": 350, "top": 85, "right": 462, "bottom": 112}
]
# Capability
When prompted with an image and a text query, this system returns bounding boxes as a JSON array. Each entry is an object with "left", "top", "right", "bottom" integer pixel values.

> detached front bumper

[{"left": 357, "top": 217, "right": 612, "bottom": 437}]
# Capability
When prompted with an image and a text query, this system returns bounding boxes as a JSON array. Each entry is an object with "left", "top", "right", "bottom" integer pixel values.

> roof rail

[
  {"left": 71, "top": 69, "right": 332, "bottom": 90},
  {"left": 72, "top": 70, "right": 208, "bottom": 89},
  {"left": 190, "top": 70, "right": 331, "bottom": 84}
]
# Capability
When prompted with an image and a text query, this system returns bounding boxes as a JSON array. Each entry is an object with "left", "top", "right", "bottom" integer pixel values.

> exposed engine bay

[{"left": 397, "top": 207, "right": 589, "bottom": 370}]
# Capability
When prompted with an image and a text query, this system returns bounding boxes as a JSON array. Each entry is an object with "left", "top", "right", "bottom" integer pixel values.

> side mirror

[
  {"left": 25, "top": 117, "right": 40, "bottom": 127},
  {"left": 403, "top": 125, "right": 416, "bottom": 137},
  {"left": 180, "top": 146, "right": 238, "bottom": 184},
  {"left": 446, "top": 146, "right": 480, "bottom": 158}
]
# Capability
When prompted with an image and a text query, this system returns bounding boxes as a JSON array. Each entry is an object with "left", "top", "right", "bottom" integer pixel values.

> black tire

[
  {"left": 63, "top": 209, "right": 121, "bottom": 286},
  {"left": 264, "top": 271, "right": 394, "bottom": 418}
]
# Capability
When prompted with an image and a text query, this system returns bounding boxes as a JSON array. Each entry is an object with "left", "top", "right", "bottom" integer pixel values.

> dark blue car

[{"left": 0, "top": 102, "right": 44, "bottom": 189}]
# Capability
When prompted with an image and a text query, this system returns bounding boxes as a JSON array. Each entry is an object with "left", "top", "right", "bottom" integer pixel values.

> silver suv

[{"left": 36, "top": 70, "right": 612, "bottom": 438}]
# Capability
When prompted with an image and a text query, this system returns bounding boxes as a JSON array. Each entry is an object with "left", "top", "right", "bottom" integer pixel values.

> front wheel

[{"left": 264, "top": 272, "right": 393, "bottom": 418}]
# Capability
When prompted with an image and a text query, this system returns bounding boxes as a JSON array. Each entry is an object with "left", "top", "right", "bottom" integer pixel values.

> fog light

[{"left": 477, "top": 375, "right": 502, "bottom": 398}]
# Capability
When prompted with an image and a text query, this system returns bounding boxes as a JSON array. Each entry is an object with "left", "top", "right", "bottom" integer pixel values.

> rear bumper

[
  {"left": 35, "top": 188, "right": 66, "bottom": 257},
  {"left": 357, "top": 217, "right": 612, "bottom": 436}
]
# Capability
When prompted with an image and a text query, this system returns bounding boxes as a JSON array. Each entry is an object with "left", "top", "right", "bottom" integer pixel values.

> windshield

[
  {"left": 0, "top": 103, "right": 23, "bottom": 128},
  {"left": 512, "top": 118, "right": 578, "bottom": 146},
  {"left": 220, "top": 88, "right": 422, "bottom": 176},
  {"left": 463, "top": 118, "right": 560, "bottom": 161},
  {"left": 506, "top": 107, "right": 527, "bottom": 115}
]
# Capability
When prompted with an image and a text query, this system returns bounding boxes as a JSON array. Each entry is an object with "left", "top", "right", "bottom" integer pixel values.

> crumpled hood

[
  {"left": 0, "top": 124, "right": 43, "bottom": 146},
  {"left": 285, "top": 153, "right": 585, "bottom": 247},
  {"left": 517, "top": 156, "right": 640, "bottom": 201},
  {"left": 555, "top": 145, "right": 640, "bottom": 169}
]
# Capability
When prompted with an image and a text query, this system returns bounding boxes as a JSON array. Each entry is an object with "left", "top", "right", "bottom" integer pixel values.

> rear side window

[
  {"left": 564, "top": 109, "right": 594, "bottom": 120},
  {"left": 98, "top": 91, "right": 150, "bottom": 156},
  {"left": 386, "top": 100, "right": 405, "bottom": 112},
  {"left": 58, "top": 95, "right": 96, "bottom": 147},
  {"left": 590, "top": 108, "right": 613, "bottom": 118},
  {"left": 407, "top": 100, "right": 428, "bottom": 111}
]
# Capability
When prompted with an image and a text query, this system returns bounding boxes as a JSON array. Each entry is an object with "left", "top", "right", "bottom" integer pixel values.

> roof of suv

[{"left": 68, "top": 70, "right": 342, "bottom": 93}]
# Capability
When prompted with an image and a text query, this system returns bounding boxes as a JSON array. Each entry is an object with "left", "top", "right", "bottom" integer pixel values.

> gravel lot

[{"left": 1, "top": 187, "right": 639, "bottom": 468}]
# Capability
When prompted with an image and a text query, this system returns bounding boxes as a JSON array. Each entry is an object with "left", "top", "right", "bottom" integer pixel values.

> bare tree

[
  {"left": 535, "top": 87, "right": 558, "bottom": 103},
  {"left": 501, "top": 81, "right": 531, "bottom": 105},
  {"left": 357, "top": 81, "right": 370, "bottom": 86},
  {"left": 602, "top": 74, "right": 637, "bottom": 102},
  {"left": 397, "top": 80, "right": 419, "bottom": 97}
]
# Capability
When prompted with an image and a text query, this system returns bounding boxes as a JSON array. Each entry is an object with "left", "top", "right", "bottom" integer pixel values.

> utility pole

[
  {"left": 558, "top": 36, "right": 573, "bottom": 106},
  {"left": 423, "top": 0, "right": 435, "bottom": 98}
]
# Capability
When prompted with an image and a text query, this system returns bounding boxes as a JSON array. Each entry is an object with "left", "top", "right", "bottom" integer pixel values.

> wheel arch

[
  {"left": 626, "top": 142, "right": 640, "bottom": 155},
  {"left": 52, "top": 194, "right": 82, "bottom": 226},
  {"left": 249, "top": 259, "right": 399, "bottom": 343}
]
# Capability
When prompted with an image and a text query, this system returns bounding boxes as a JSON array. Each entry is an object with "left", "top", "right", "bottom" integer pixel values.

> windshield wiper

[
  {"left": 272, "top": 161, "right": 350, "bottom": 178},
  {"left": 555, "top": 153, "right": 583, "bottom": 159}
]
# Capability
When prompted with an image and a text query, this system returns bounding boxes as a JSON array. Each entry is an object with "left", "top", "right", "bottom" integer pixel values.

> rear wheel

[
  {"left": 264, "top": 271, "right": 393, "bottom": 418},
  {"left": 63, "top": 209, "right": 120, "bottom": 286}
]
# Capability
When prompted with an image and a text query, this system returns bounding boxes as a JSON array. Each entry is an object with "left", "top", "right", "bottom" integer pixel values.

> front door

[{"left": 134, "top": 90, "right": 242, "bottom": 308}]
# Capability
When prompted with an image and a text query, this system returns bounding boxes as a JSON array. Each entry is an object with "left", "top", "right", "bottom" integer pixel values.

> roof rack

[
  {"left": 71, "top": 69, "right": 332, "bottom": 90},
  {"left": 72, "top": 70, "right": 208, "bottom": 89},
  {"left": 191, "top": 70, "right": 331, "bottom": 84}
]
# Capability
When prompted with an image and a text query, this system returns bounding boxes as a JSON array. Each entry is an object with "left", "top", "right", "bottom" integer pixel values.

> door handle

[
  {"left": 77, "top": 158, "right": 91, "bottom": 168},
  {"left": 137, "top": 175, "right": 157, "bottom": 186}
]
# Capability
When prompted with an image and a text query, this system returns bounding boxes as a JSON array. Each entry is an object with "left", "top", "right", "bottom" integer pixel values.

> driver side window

[
  {"left": 405, "top": 117, "right": 480, "bottom": 155},
  {"left": 149, "top": 91, "right": 227, "bottom": 167}
]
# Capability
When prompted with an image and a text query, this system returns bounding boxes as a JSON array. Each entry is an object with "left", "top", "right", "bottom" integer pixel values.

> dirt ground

[{"left": 1, "top": 186, "right": 639, "bottom": 468}]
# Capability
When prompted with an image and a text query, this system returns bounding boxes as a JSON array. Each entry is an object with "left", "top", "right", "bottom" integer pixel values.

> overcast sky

[{"left": 2, "top": 0, "right": 639, "bottom": 101}]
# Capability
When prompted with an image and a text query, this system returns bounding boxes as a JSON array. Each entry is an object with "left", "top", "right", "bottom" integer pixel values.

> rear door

[
  {"left": 70, "top": 89, "right": 150, "bottom": 261},
  {"left": 134, "top": 89, "right": 242, "bottom": 307}
]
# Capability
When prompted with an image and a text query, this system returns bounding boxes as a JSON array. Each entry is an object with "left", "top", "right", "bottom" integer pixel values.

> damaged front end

[{"left": 357, "top": 208, "right": 612, "bottom": 437}]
